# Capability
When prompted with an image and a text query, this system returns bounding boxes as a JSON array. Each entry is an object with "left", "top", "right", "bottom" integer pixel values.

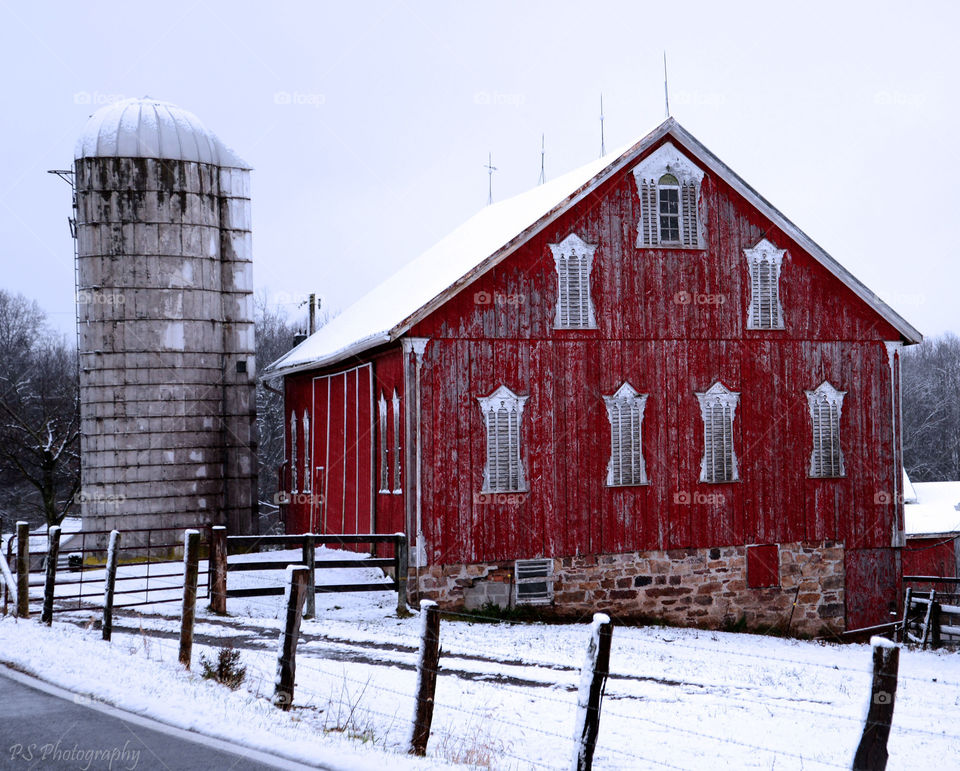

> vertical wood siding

[{"left": 404, "top": 136, "right": 902, "bottom": 568}]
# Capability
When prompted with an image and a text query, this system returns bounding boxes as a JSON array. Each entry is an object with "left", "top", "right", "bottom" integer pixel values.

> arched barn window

[
  {"left": 806, "top": 381, "right": 846, "bottom": 477},
  {"left": 657, "top": 173, "right": 681, "bottom": 243},
  {"left": 289, "top": 412, "right": 298, "bottom": 493},
  {"left": 633, "top": 142, "right": 705, "bottom": 249},
  {"left": 478, "top": 385, "right": 528, "bottom": 493},
  {"left": 604, "top": 383, "right": 649, "bottom": 486},
  {"left": 745, "top": 239, "right": 786, "bottom": 330},
  {"left": 696, "top": 382, "right": 740, "bottom": 483},
  {"left": 550, "top": 233, "right": 597, "bottom": 329}
]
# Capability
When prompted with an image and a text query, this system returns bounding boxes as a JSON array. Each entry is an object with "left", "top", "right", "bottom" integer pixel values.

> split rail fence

[{"left": 0, "top": 522, "right": 406, "bottom": 620}]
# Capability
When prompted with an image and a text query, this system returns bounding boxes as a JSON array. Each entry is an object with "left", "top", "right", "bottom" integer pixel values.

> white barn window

[
  {"left": 633, "top": 142, "right": 705, "bottom": 249},
  {"left": 806, "top": 381, "right": 845, "bottom": 478},
  {"left": 289, "top": 412, "right": 298, "bottom": 493},
  {"left": 696, "top": 382, "right": 740, "bottom": 483},
  {"left": 603, "top": 383, "right": 649, "bottom": 486},
  {"left": 478, "top": 385, "right": 528, "bottom": 493},
  {"left": 745, "top": 239, "right": 786, "bottom": 330},
  {"left": 378, "top": 392, "right": 389, "bottom": 493},
  {"left": 392, "top": 389, "right": 402, "bottom": 493},
  {"left": 302, "top": 411, "right": 311, "bottom": 493},
  {"left": 550, "top": 233, "right": 597, "bottom": 329}
]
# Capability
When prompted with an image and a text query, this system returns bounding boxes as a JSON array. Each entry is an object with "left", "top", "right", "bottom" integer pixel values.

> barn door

[{"left": 312, "top": 365, "right": 374, "bottom": 540}]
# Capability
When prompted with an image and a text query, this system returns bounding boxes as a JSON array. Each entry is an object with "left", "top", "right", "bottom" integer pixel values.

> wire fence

[{"left": 11, "top": 527, "right": 960, "bottom": 770}]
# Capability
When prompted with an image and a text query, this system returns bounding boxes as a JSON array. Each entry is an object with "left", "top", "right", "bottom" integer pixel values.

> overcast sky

[{"left": 1, "top": 0, "right": 956, "bottom": 340}]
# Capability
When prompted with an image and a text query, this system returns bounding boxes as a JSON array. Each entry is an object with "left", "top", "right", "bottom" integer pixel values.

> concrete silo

[{"left": 73, "top": 97, "right": 258, "bottom": 536}]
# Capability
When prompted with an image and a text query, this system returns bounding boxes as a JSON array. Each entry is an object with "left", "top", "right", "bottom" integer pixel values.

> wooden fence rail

[{"left": 221, "top": 532, "right": 408, "bottom": 615}]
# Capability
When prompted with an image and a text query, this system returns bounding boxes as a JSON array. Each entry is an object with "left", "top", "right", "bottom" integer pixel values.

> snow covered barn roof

[
  {"left": 265, "top": 118, "right": 922, "bottom": 378},
  {"left": 75, "top": 97, "right": 249, "bottom": 169},
  {"left": 905, "top": 480, "right": 960, "bottom": 537}
]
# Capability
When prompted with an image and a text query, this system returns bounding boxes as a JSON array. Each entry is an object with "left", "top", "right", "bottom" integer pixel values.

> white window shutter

[
  {"left": 289, "top": 412, "right": 298, "bottom": 493},
  {"left": 806, "top": 381, "right": 845, "bottom": 477},
  {"left": 478, "top": 386, "right": 528, "bottom": 493},
  {"left": 642, "top": 180, "right": 658, "bottom": 247},
  {"left": 745, "top": 239, "right": 786, "bottom": 330},
  {"left": 391, "top": 390, "right": 402, "bottom": 493},
  {"left": 550, "top": 234, "right": 597, "bottom": 329},
  {"left": 681, "top": 182, "right": 699, "bottom": 247},
  {"left": 302, "top": 411, "right": 311, "bottom": 493},
  {"left": 696, "top": 382, "right": 740, "bottom": 483},
  {"left": 604, "top": 383, "right": 648, "bottom": 486},
  {"left": 378, "top": 393, "right": 389, "bottom": 493}
]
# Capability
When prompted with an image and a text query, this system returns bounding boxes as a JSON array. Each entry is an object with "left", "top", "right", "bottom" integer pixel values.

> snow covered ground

[{"left": 2, "top": 546, "right": 959, "bottom": 769}]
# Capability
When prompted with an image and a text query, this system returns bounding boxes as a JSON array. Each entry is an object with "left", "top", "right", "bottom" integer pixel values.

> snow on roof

[
  {"left": 75, "top": 97, "right": 249, "bottom": 169},
  {"left": 267, "top": 142, "right": 627, "bottom": 375},
  {"left": 905, "top": 481, "right": 960, "bottom": 536},
  {"left": 265, "top": 119, "right": 921, "bottom": 378},
  {"left": 903, "top": 467, "right": 918, "bottom": 504}
]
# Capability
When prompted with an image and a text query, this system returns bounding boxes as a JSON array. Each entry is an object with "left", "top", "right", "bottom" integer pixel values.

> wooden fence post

[
  {"left": 898, "top": 587, "right": 912, "bottom": 642},
  {"left": 179, "top": 529, "right": 201, "bottom": 668},
  {"left": 273, "top": 565, "right": 309, "bottom": 710},
  {"left": 931, "top": 601, "right": 942, "bottom": 650},
  {"left": 395, "top": 533, "right": 410, "bottom": 617},
  {"left": 301, "top": 534, "right": 315, "bottom": 620},
  {"left": 209, "top": 525, "right": 227, "bottom": 614},
  {"left": 571, "top": 613, "right": 613, "bottom": 771},
  {"left": 102, "top": 530, "right": 121, "bottom": 641},
  {"left": 41, "top": 526, "right": 62, "bottom": 625},
  {"left": 853, "top": 637, "right": 900, "bottom": 771},
  {"left": 16, "top": 521, "right": 29, "bottom": 618},
  {"left": 409, "top": 599, "right": 441, "bottom": 756}
]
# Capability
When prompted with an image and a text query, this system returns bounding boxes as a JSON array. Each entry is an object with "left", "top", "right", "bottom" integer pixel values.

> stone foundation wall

[{"left": 412, "top": 541, "right": 845, "bottom": 636}]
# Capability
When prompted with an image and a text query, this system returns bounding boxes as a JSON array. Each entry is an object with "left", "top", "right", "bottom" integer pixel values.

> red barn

[{"left": 265, "top": 118, "right": 921, "bottom": 635}]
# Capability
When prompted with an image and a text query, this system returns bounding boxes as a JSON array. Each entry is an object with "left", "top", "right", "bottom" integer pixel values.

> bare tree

[
  {"left": 254, "top": 292, "right": 329, "bottom": 532},
  {"left": 902, "top": 333, "right": 960, "bottom": 482},
  {"left": 0, "top": 290, "right": 80, "bottom": 529},
  {"left": 255, "top": 293, "right": 301, "bottom": 531}
]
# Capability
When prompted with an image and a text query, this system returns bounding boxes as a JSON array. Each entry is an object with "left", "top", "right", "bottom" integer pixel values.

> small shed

[{"left": 903, "top": 472, "right": 960, "bottom": 579}]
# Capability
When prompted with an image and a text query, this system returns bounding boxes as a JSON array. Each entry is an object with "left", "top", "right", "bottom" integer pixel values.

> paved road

[{"left": 0, "top": 667, "right": 318, "bottom": 770}]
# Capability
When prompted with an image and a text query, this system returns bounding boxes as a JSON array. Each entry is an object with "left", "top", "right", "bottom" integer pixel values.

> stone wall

[{"left": 412, "top": 541, "right": 845, "bottom": 636}]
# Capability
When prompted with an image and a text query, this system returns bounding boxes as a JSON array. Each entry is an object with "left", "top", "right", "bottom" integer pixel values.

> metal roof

[{"left": 75, "top": 97, "right": 249, "bottom": 169}]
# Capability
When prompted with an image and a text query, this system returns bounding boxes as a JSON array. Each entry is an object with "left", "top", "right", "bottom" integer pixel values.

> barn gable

[{"left": 265, "top": 117, "right": 919, "bottom": 379}]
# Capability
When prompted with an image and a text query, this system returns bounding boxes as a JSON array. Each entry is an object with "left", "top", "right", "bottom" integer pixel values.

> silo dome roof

[{"left": 75, "top": 97, "right": 250, "bottom": 169}]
